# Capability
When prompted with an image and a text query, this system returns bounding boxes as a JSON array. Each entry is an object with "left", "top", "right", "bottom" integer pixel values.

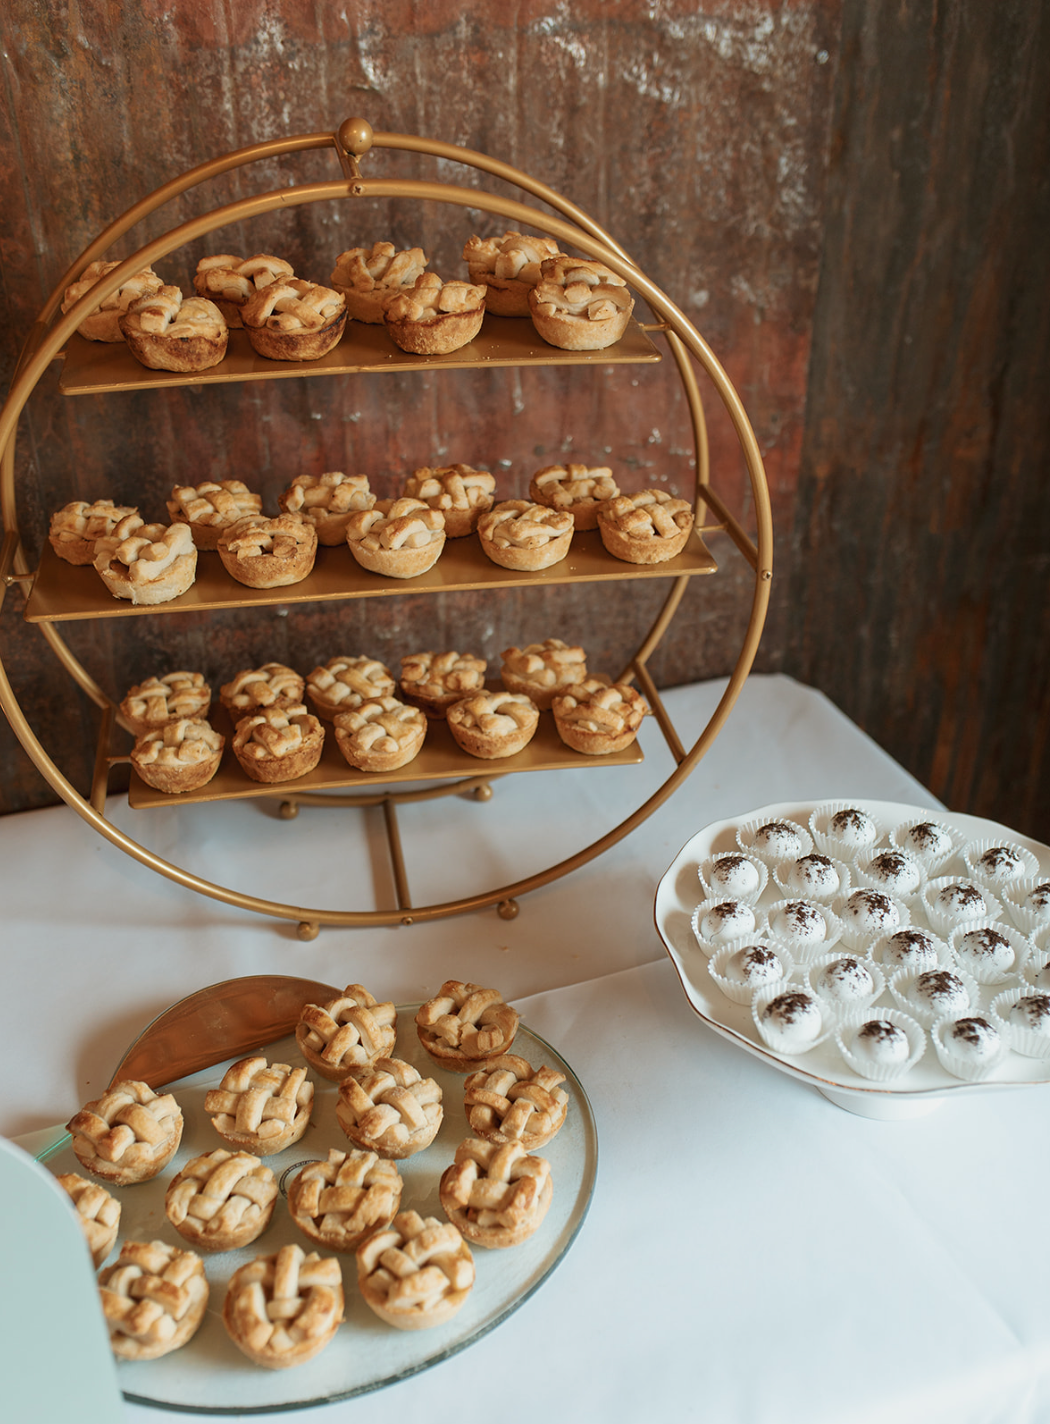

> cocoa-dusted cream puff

[
  {"left": 100, "top": 1241, "right": 209, "bottom": 1360},
  {"left": 130, "top": 718, "right": 225, "bottom": 795},
  {"left": 356, "top": 1211, "right": 474, "bottom": 1330},
  {"left": 166, "top": 479, "right": 262, "bottom": 550},
  {"left": 330, "top": 242, "right": 428, "bottom": 323},
  {"left": 192, "top": 253, "right": 295, "bottom": 328},
  {"left": 67, "top": 1080, "right": 183, "bottom": 1187},
  {"left": 277, "top": 472, "right": 375, "bottom": 545},
  {"left": 499, "top": 639, "right": 589, "bottom": 711},
  {"left": 217, "top": 512, "right": 318, "bottom": 589},
  {"left": 223, "top": 1244, "right": 343, "bottom": 1369},
  {"left": 165, "top": 1149, "right": 278, "bottom": 1252},
  {"left": 439, "top": 1139, "right": 553, "bottom": 1249},
  {"left": 447, "top": 690, "right": 539, "bottom": 760},
  {"left": 476, "top": 500, "right": 574, "bottom": 572},
  {"left": 415, "top": 980, "right": 520, "bottom": 1073},
  {"left": 49, "top": 498, "right": 139, "bottom": 566},
  {"left": 552, "top": 678, "right": 650, "bottom": 755},
  {"left": 345, "top": 498, "right": 445, "bottom": 579},
  {"left": 528, "top": 462, "right": 621, "bottom": 530},
  {"left": 384, "top": 272, "right": 486, "bottom": 355},
  {"left": 60, "top": 260, "right": 164, "bottom": 342},
  {"left": 232, "top": 704, "right": 324, "bottom": 784},
  {"left": 401, "top": 464, "right": 496, "bottom": 537},
  {"left": 120, "top": 287, "right": 229, "bottom": 373},
  {"left": 333, "top": 698, "right": 428, "bottom": 773},
  {"left": 462, "top": 231, "right": 562, "bottom": 316},
  {"left": 399, "top": 649, "right": 488, "bottom": 718},
  {"left": 596, "top": 490, "right": 695, "bottom": 564},
  {"left": 305, "top": 655, "right": 396, "bottom": 721},
  {"left": 287, "top": 1149, "right": 403, "bottom": 1253},
  {"left": 93, "top": 517, "right": 197, "bottom": 606},
  {"left": 204, "top": 1056, "right": 314, "bottom": 1156},
  {"left": 242, "top": 278, "right": 346, "bottom": 362},
  {"left": 528, "top": 255, "right": 634, "bottom": 350},
  {"left": 220, "top": 662, "right": 305, "bottom": 720}
]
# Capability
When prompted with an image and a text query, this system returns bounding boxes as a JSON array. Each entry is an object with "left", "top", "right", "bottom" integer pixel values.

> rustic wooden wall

[{"left": 0, "top": 1, "right": 1046, "bottom": 845}]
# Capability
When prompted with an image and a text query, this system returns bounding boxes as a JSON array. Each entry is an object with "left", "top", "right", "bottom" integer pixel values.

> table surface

[{"left": 3, "top": 674, "right": 1048, "bottom": 1424}]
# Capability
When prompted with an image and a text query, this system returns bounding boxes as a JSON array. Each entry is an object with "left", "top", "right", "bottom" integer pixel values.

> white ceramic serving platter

[
  {"left": 655, "top": 800, "right": 1050, "bottom": 1118},
  {"left": 37, "top": 1011, "right": 597, "bottom": 1414}
]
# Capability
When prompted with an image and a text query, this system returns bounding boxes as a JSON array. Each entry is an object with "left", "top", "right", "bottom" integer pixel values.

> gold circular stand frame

[{"left": 0, "top": 118, "right": 773, "bottom": 933}]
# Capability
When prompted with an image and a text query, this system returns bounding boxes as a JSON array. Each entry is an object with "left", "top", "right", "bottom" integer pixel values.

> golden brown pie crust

[
  {"left": 120, "top": 671, "right": 211, "bottom": 735},
  {"left": 333, "top": 698, "right": 428, "bottom": 773},
  {"left": 287, "top": 1149, "right": 403, "bottom": 1253},
  {"left": 356, "top": 1211, "right": 475, "bottom": 1330},
  {"left": 61, "top": 260, "right": 164, "bottom": 342},
  {"left": 277, "top": 472, "right": 375, "bottom": 545},
  {"left": 56, "top": 1172, "right": 121, "bottom": 1267},
  {"left": 476, "top": 500, "right": 574, "bottom": 571},
  {"left": 166, "top": 480, "right": 262, "bottom": 550},
  {"left": 217, "top": 512, "right": 318, "bottom": 588},
  {"left": 439, "top": 1138, "right": 554, "bottom": 1249},
  {"left": 345, "top": 498, "right": 446, "bottom": 579},
  {"left": 462, "top": 231, "right": 562, "bottom": 316},
  {"left": 192, "top": 253, "right": 295, "bottom": 327},
  {"left": 446, "top": 690, "right": 539, "bottom": 760},
  {"left": 242, "top": 279, "right": 347, "bottom": 361},
  {"left": 295, "top": 985, "right": 398, "bottom": 1080},
  {"left": 120, "top": 288, "right": 229, "bottom": 372},
  {"left": 401, "top": 465, "right": 496, "bottom": 537},
  {"left": 232, "top": 704, "right": 325, "bottom": 784},
  {"left": 93, "top": 518, "right": 197, "bottom": 606},
  {"left": 220, "top": 662, "right": 305, "bottom": 720},
  {"left": 204, "top": 1056, "right": 314, "bottom": 1156},
  {"left": 528, "top": 255, "right": 634, "bottom": 351},
  {"left": 67, "top": 1080, "right": 184, "bottom": 1186},
  {"left": 100, "top": 1240, "right": 209, "bottom": 1360},
  {"left": 49, "top": 498, "right": 139, "bottom": 565},
  {"left": 415, "top": 981, "right": 520, "bottom": 1072},
  {"left": 223, "top": 1244, "right": 343, "bottom": 1369},
  {"left": 528, "top": 462, "right": 621, "bottom": 530},
  {"left": 552, "top": 678, "right": 650, "bottom": 755},
  {"left": 330, "top": 242, "right": 428, "bottom": 323},
  {"left": 305, "top": 656, "right": 396, "bottom": 721},
  {"left": 130, "top": 718, "right": 225, "bottom": 794},
  {"left": 384, "top": 272, "right": 486, "bottom": 355},
  {"left": 165, "top": 1149, "right": 278, "bottom": 1252},
  {"left": 336, "top": 1057, "right": 443, "bottom": 1160},
  {"left": 596, "top": 489, "right": 695, "bottom": 564},
  {"left": 399, "top": 649, "right": 488, "bottom": 717},
  {"left": 463, "top": 1055, "right": 569, "bottom": 1150},
  {"left": 499, "top": 639, "right": 589, "bottom": 711}
]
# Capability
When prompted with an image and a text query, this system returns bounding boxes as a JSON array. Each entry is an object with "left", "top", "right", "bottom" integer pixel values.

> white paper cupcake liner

[
  {"left": 869, "top": 926, "right": 949, "bottom": 977},
  {"left": 888, "top": 816, "right": 961, "bottom": 874},
  {"left": 931, "top": 1013, "right": 1007, "bottom": 1082},
  {"left": 690, "top": 897, "right": 768, "bottom": 957},
  {"left": 708, "top": 939, "right": 793, "bottom": 1004},
  {"left": 1022, "top": 945, "right": 1050, "bottom": 993},
  {"left": 808, "top": 801, "right": 883, "bottom": 863},
  {"left": 835, "top": 1008, "right": 926, "bottom": 1082},
  {"left": 854, "top": 847, "right": 927, "bottom": 904},
  {"left": 962, "top": 838, "right": 1041, "bottom": 893},
  {"left": 698, "top": 851, "right": 768, "bottom": 905},
  {"left": 948, "top": 920, "right": 1031, "bottom": 986},
  {"left": 807, "top": 952, "right": 885, "bottom": 1022},
  {"left": 736, "top": 815, "right": 813, "bottom": 867},
  {"left": 751, "top": 981, "right": 834, "bottom": 1055},
  {"left": 773, "top": 854, "right": 852, "bottom": 904},
  {"left": 1001, "top": 876, "right": 1050, "bottom": 937},
  {"left": 834, "top": 888, "right": 911, "bottom": 951},
  {"left": 921, "top": 876, "right": 1002, "bottom": 938},
  {"left": 764, "top": 898, "right": 844, "bottom": 965},
  {"left": 990, "top": 986, "right": 1050, "bottom": 1059},
  {"left": 889, "top": 964, "right": 981, "bottom": 1028}
]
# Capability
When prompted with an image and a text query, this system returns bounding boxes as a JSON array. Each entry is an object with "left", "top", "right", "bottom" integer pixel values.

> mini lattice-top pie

[
  {"left": 166, "top": 480, "right": 262, "bottom": 549},
  {"left": 120, "top": 287, "right": 229, "bottom": 373},
  {"left": 333, "top": 697, "right": 428, "bottom": 773},
  {"left": 528, "top": 462, "right": 622, "bottom": 530},
  {"left": 61, "top": 260, "right": 164, "bottom": 342},
  {"left": 305, "top": 655, "right": 395, "bottom": 721},
  {"left": 232, "top": 704, "right": 325, "bottom": 784},
  {"left": 415, "top": 981, "right": 520, "bottom": 1072},
  {"left": 462, "top": 231, "right": 562, "bottom": 316},
  {"left": 288, "top": 1148, "right": 403, "bottom": 1252},
  {"left": 165, "top": 1149, "right": 277, "bottom": 1252},
  {"left": 402, "top": 464, "right": 496, "bottom": 537},
  {"left": 356, "top": 1210, "right": 475, "bottom": 1330},
  {"left": 217, "top": 511, "right": 318, "bottom": 588},
  {"left": 131, "top": 717, "right": 225, "bottom": 795},
  {"left": 500, "top": 639, "right": 589, "bottom": 710},
  {"left": 330, "top": 242, "right": 428, "bottom": 323},
  {"left": 93, "top": 517, "right": 197, "bottom": 606},
  {"left": 439, "top": 1139, "right": 553, "bottom": 1249},
  {"left": 49, "top": 498, "right": 140, "bottom": 565},
  {"left": 295, "top": 984, "right": 398, "bottom": 1081},
  {"left": 596, "top": 489, "right": 695, "bottom": 564},
  {"left": 99, "top": 1240, "right": 209, "bottom": 1360},
  {"left": 345, "top": 497, "right": 446, "bottom": 579},
  {"left": 204, "top": 1056, "right": 314, "bottom": 1155},
  {"left": 278, "top": 472, "right": 376, "bottom": 545},
  {"left": 221, "top": 662, "right": 305, "bottom": 719},
  {"left": 477, "top": 500, "right": 574, "bottom": 572},
  {"left": 242, "top": 278, "right": 347, "bottom": 362},
  {"left": 529, "top": 256, "right": 634, "bottom": 351},
  {"left": 56, "top": 1172, "right": 121, "bottom": 1267},
  {"left": 384, "top": 272, "right": 486, "bottom": 355},
  {"left": 447, "top": 690, "right": 539, "bottom": 760},
  {"left": 463, "top": 1055, "right": 569, "bottom": 1151},
  {"left": 223, "top": 1244, "right": 343, "bottom": 1369},
  {"left": 121, "top": 671, "right": 211, "bottom": 735},
  {"left": 552, "top": 678, "right": 650, "bottom": 755},
  {"left": 67, "top": 1080, "right": 183, "bottom": 1186},
  {"left": 193, "top": 253, "right": 295, "bottom": 327},
  {"left": 399, "top": 649, "right": 488, "bottom": 717},
  {"left": 336, "top": 1057, "right": 443, "bottom": 1160}
]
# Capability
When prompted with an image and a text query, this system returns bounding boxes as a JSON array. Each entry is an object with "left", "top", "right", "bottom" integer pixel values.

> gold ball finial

[
  {"left": 296, "top": 920, "right": 320, "bottom": 941},
  {"left": 338, "top": 118, "right": 374, "bottom": 158},
  {"left": 497, "top": 899, "right": 520, "bottom": 921}
]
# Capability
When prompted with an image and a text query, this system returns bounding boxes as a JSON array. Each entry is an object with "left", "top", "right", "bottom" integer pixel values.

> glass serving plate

[
  {"left": 38, "top": 1007, "right": 597, "bottom": 1414},
  {"left": 655, "top": 799, "right": 1050, "bottom": 1119}
]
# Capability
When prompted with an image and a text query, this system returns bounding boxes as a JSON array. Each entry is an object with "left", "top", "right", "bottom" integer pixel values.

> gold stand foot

[
  {"left": 497, "top": 899, "right": 519, "bottom": 920},
  {"left": 279, "top": 801, "right": 299, "bottom": 820},
  {"left": 297, "top": 920, "right": 319, "bottom": 941},
  {"left": 471, "top": 782, "right": 494, "bottom": 802}
]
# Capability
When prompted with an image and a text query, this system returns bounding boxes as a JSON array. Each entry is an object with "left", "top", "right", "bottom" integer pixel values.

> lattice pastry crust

[
  {"left": 356, "top": 1210, "right": 475, "bottom": 1330},
  {"left": 552, "top": 679, "right": 650, "bottom": 755},
  {"left": 333, "top": 697, "right": 428, "bottom": 773},
  {"left": 242, "top": 279, "right": 346, "bottom": 361},
  {"left": 131, "top": 717, "right": 225, "bottom": 795},
  {"left": 399, "top": 649, "right": 488, "bottom": 717},
  {"left": 384, "top": 272, "right": 486, "bottom": 355},
  {"left": 56, "top": 1172, "right": 121, "bottom": 1267},
  {"left": 462, "top": 230, "right": 562, "bottom": 316},
  {"left": 295, "top": 984, "right": 398, "bottom": 1080},
  {"left": 330, "top": 242, "right": 428, "bottom": 323},
  {"left": 193, "top": 253, "right": 295, "bottom": 327},
  {"left": 305, "top": 655, "right": 395, "bottom": 721},
  {"left": 100, "top": 1240, "right": 209, "bottom": 1360},
  {"left": 61, "top": 259, "right": 164, "bottom": 342},
  {"left": 204, "top": 1057, "right": 314, "bottom": 1155},
  {"left": 476, "top": 500, "right": 574, "bottom": 571},
  {"left": 500, "top": 639, "right": 589, "bottom": 711},
  {"left": 336, "top": 1057, "right": 443, "bottom": 1160},
  {"left": 166, "top": 480, "right": 262, "bottom": 549},
  {"left": 528, "top": 462, "right": 622, "bottom": 530},
  {"left": 278, "top": 472, "right": 376, "bottom": 545},
  {"left": 463, "top": 1055, "right": 569, "bottom": 1150},
  {"left": 121, "top": 671, "right": 211, "bottom": 735},
  {"left": 93, "top": 517, "right": 197, "bottom": 606},
  {"left": 439, "top": 1138, "right": 554, "bottom": 1249},
  {"left": 529, "top": 256, "right": 634, "bottom": 351},
  {"left": 402, "top": 464, "right": 496, "bottom": 537},
  {"left": 223, "top": 1244, "right": 343, "bottom": 1369},
  {"left": 165, "top": 1149, "right": 277, "bottom": 1252},
  {"left": 345, "top": 498, "right": 446, "bottom": 579},
  {"left": 49, "top": 498, "right": 140, "bottom": 565},
  {"left": 120, "top": 287, "right": 229, "bottom": 373},
  {"left": 217, "top": 512, "right": 318, "bottom": 588},
  {"left": 67, "top": 1080, "right": 183, "bottom": 1186},
  {"left": 446, "top": 690, "right": 539, "bottom": 760},
  {"left": 596, "top": 489, "right": 695, "bottom": 564},
  {"left": 220, "top": 662, "right": 305, "bottom": 719},
  {"left": 415, "top": 981, "right": 520, "bottom": 1072},
  {"left": 232, "top": 704, "right": 325, "bottom": 784},
  {"left": 288, "top": 1148, "right": 403, "bottom": 1252}
]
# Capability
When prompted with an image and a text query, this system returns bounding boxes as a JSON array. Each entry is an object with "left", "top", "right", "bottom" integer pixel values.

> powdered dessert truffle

[
  {"left": 727, "top": 945, "right": 784, "bottom": 988},
  {"left": 780, "top": 853, "right": 844, "bottom": 899},
  {"left": 897, "top": 820, "right": 954, "bottom": 862},
  {"left": 945, "top": 1017, "right": 1001, "bottom": 1064},
  {"left": 768, "top": 900, "right": 834, "bottom": 954},
  {"left": 1009, "top": 994, "right": 1050, "bottom": 1036},
  {"left": 877, "top": 928, "right": 940, "bottom": 973},
  {"left": 817, "top": 956, "right": 875, "bottom": 1005},
  {"left": 756, "top": 989, "right": 824, "bottom": 1052},
  {"left": 822, "top": 807, "right": 878, "bottom": 855},
  {"left": 971, "top": 845, "right": 1027, "bottom": 884},
  {"left": 852, "top": 1019, "right": 910, "bottom": 1068},
  {"left": 840, "top": 888, "right": 903, "bottom": 939},
  {"left": 706, "top": 853, "right": 764, "bottom": 898},
  {"left": 954, "top": 927, "right": 1016, "bottom": 979},
  {"left": 698, "top": 899, "right": 758, "bottom": 944},
  {"left": 860, "top": 849, "right": 923, "bottom": 897},
  {"left": 751, "top": 821, "right": 806, "bottom": 861},
  {"left": 913, "top": 970, "right": 971, "bottom": 1018}
]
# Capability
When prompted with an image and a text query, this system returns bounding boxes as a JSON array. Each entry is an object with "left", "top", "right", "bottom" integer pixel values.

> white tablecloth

[{"left": 3, "top": 675, "right": 1048, "bottom": 1423}]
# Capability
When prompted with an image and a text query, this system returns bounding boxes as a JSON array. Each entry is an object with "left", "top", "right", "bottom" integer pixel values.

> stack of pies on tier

[
  {"left": 399, "top": 649, "right": 488, "bottom": 717},
  {"left": 220, "top": 662, "right": 304, "bottom": 720},
  {"left": 596, "top": 489, "right": 694, "bottom": 564},
  {"left": 345, "top": 498, "right": 446, "bottom": 578},
  {"left": 499, "top": 638, "right": 588, "bottom": 711},
  {"left": 333, "top": 697, "right": 428, "bottom": 773},
  {"left": 476, "top": 500, "right": 574, "bottom": 571},
  {"left": 528, "top": 255, "right": 634, "bottom": 350},
  {"left": 528, "top": 462, "right": 621, "bottom": 530}
]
